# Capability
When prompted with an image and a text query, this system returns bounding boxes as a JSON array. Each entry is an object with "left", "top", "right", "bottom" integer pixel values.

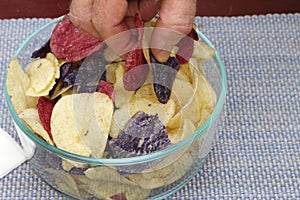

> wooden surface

[{"left": 0, "top": 0, "right": 299, "bottom": 19}]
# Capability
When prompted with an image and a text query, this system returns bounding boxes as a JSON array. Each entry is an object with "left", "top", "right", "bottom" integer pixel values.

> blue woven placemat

[{"left": 0, "top": 14, "right": 299, "bottom": 199}]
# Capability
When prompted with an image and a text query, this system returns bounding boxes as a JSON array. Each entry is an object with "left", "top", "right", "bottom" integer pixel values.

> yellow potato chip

[
  {"left": 61, "top": 159, "right": 75, "bottom": 171},
  {"left": 49, "top": 82, "right": 72, "bottom": 100},
  {"left": 170, "top": 77, "right": 195, "bottom": 113},
  {"left": 19, "top": 108, "right": 54, "bottom": 145},
  {"left": 196, "top": 75, "right": 217, "bottom": 128},
  {"left": 113, "top": 65, "right": 135, "bottom": 108},
  {"left": 109, "top": 104, "right": 131, "bottom": 138},
  {"left": 166, "top": 111, "right": 183, "bottom": 133},
  {"left": 129, "top": 84, "right": 176, "bottom": 125},
  {"left": 128, "top": 164, "right": 174, "bottom": 189},
  {"left": 129, "top": 97, "right": 175, "bottom": 125},
  {"left": 168, "top": 119, "right": 196, "bottom": 144},
  {"left": 163, "top": 151, "right": 193, "bottom": 186},
  {"left": 46, "top": 168, "right": 82, "bottom": 197},
  {"left": 61, "top": 159, "right": 88, "bottom": 171},
  {"left": 188, "top": 57, "right": 205, "bottom": 77},
  {"left": 6, "top": 57, "right": 38, "bottom": 114},
  {"left": 106, "top": 61, "right": 124, "bottom": 84},
  {"left": 78, "top": 167, "right": 150, "bottom": 200},
  {"left": 128, "top": 151, "right": 193, "bottom": 189},
  {"left": 192, "top": 40, "right": 215, "bottom": 63},
  {"left": 25, "top": 53, "right": 60, "bottom": 97},
  {"left": 51, "top": 93, "right": 113, "bottom": 157}
]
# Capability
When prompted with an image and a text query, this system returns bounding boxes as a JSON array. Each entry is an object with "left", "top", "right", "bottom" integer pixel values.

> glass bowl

[{"left": 4, "top": 16, "right": 227, "bottom": 200}]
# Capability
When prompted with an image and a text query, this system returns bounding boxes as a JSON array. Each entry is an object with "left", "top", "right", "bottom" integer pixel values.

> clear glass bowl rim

[{"left": 4, "top": 16, "right": 227, "bottom": 166}]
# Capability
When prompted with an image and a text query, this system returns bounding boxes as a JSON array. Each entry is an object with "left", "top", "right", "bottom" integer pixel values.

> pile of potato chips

[{"left": 6, "top": 17, "right": 217, "bottom": 199}]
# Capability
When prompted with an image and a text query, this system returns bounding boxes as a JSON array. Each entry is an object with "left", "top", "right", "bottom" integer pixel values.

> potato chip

[
  {"left": 51, "top": 93, "right": 113, "bottom": 157},
  {"left": 176, "top": 28, "right": 198, "bottom": 64},
  {"left": 46, "top": 168, "right": 82, "bottom": 197},
  {"left": 113, "top": 65, "right": 135, "bottom": 108},
  {"left": 76, "top": 167, "right": 150, "bottom": 200},
  {"left": 195, "top": 73, "right": 217, "bottom": 126},
  {"left": 109, "top": 111, "right": 171, "bottom": 163},
  {"left": 50, "top": 15, "right": 102, "bottom": 62},
  {"left": 61, "top": 159, "right": 75, "bottom": 171},
  {"left": 128, "top": 151, "right": 193, "bottom": 189},
  {"left": 192, "top": 40, "right": 215, "bottom": 63},
  {"left": 129, "top": 97, "right": 175, "bottom": 125},
  {"left": 170, "top": 77, "right": 195, "bottom": 113},
  {"left": 49, "top": 82, "right": 72, "bottom": 100},
  {"left": 19, "top": 108, "right": 54, "bottom": 145},
  {"left": 61, "top": 159, "right": 88, "bottom": 172},
  {"left": 166, "top": 111, "right": 183, "bottom": 133},
  {"left": 105, "top": 62, "right": 124, "bottom": 84},
  {"left": 123, "top": 14, "right": 149, "bottom": 91},
  {"left": 129, "top": 85, "right": 176, "bottom": 126},
  {"left": 168, "top": 119, "right": 196, "bottom": 144},
  {"left": 25, "top": 53, "right": 60, "bottom": 97},
  {"left": 163, "top": 151, "right": 193, "bottom": 186},
  {"left": 109, "top": 105, "right": 131, "bottom": 138},
  {"left": 128, "top": 163, "right": 174, "bottom": 189},
  {"left": 188, "top": 57, "right": 205, "bottom": 77},
  {"left": 103, "top": 46, "right": 124, "bottom": 63},
  {"left": 6, "top": 57, "right": 38, "bottom": 114}
]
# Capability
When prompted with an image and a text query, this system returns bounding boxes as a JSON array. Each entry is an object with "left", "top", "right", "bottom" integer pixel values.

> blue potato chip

[
  {"left": 31, "top": 39, "right": 51, "bottom": 59},
  {"left": 109, "top": 111, "right": 171, "bottom": 175},
  {"left": 109, "top": 111, "right": 171, "bottom": 159},
  {"left": 74, "top": 50, "right": 107, "bottom": 93},
  {"left": 151, "top": 55, "right": 180, "bottom": 104}
]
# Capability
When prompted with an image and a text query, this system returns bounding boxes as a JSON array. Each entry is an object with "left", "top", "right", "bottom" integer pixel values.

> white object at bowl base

[{"left": 0, "top": 127, "right": 34, "bottom": 179}]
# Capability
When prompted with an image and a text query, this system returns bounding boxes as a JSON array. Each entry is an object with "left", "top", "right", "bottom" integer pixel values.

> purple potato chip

[
  {"left": 109, "top": 111, "right": 171, "bottom": 158},
  {"left": 151, "top": 55, "right": 180, "bottom": 104},
  {"left": 109, "top": 111, "right": 171, "bottom": 175},
  {"left": 31, "top": 39, "right": 51, "bottom": 59},
  {"left": 74, "top": 50, "right": 107, "bottom": 93},
  {"left": 49, "top": 61, "right": 82, "bottom": 97}
]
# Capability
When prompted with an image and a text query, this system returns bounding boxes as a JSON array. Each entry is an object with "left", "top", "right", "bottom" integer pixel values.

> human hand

[{"left": 69, "top": 0, "right": 196, "bottom": 62}]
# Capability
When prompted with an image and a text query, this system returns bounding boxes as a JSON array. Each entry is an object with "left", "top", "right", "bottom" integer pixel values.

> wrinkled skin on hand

[{"left": 69, "top": 0, "right": 196, "bottom": 61}]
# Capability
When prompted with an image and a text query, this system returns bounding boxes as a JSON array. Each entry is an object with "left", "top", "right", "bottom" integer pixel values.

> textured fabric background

[{"left": 0, "top": 14, "right": 299, "bottom": 199}]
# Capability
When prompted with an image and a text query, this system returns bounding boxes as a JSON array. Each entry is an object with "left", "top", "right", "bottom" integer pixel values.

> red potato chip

[
  {"left": 97, "top": 80, "right": 114, "bottom": 101},
  {"left": 110, "top": 193, "right": 127, "bottom": 200},
  {"left": 123, "top": 13, "right": 149, "bottom": 91},
  {"left": 176, "top": 26, "right": 198, "bottom": 64},
  {"left": 37, "top": 97, "right": 56, "bottom": 140},
  {"left": 50, "top": 15, "right": 102, "bottom": 62}
]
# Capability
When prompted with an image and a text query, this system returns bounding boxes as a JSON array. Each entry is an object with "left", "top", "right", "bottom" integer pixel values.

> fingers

[
  {"left": 151, "top": 0, "right": 196, "bottom": 62},
  {"left": 127, "top": 0, "right": 161, "bottom": 21},
  {"left": 69, "top": 0, "right": 161, "bottom": 56},
  {"left": 69, "top": 0, "right": 101, "bottom": 39},
  {"left": 92, "top": 0, "right": 135, "bottom": 55}
]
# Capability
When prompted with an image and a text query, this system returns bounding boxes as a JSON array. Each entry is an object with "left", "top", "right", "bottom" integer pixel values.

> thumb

[{"left": 151, "top": 0, "right": 196, "bottom": 62}]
